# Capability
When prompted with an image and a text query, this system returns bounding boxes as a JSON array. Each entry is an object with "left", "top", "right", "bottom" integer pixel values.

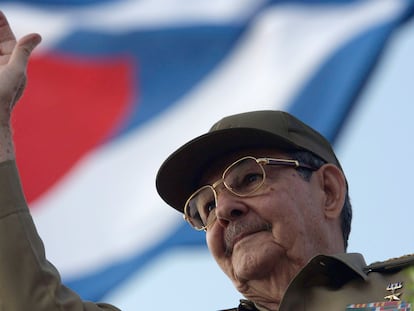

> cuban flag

[{"left": 2, "top": 0, "right": 414, "bottom": 310}]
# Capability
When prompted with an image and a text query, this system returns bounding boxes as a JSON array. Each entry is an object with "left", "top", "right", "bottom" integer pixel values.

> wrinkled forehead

[{"left": 198, "top": 147, "right": 291, "bottom": 185}]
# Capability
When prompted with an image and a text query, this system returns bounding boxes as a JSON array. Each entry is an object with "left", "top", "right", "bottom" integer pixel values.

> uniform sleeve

[{"left": 0, "top": 160, "right": 121, "bottom": 311}]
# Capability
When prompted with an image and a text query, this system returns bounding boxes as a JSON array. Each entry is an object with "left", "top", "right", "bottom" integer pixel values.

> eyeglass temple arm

[{"left": 261, "top": 158, "right": 318, "bottom": 171}]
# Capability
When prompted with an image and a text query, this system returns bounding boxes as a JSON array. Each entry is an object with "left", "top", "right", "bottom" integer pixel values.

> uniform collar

[
  {"left": 278, "top": 253, "right": 367, "bottom": 310},
  {"left": 288, "top": 252, "right": 367, "bottom": 288},
  {"left": 327, "top": 252, "right": 368, "bottom": 280}
]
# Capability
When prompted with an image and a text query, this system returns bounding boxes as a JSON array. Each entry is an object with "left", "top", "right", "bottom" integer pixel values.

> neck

[{"left": 236, "top": 278, "right": 284, "bottom": 311}]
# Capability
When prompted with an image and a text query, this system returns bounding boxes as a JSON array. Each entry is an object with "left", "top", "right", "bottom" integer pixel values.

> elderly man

[
  {"left": 156, "top": 109, "right": 350, "bottom": 310},
  {"left": 0, "top": 10, "right": 413, "bottom": 311},
  {"left": 155, "top": 110, "right": 414, "bottom": 310}
]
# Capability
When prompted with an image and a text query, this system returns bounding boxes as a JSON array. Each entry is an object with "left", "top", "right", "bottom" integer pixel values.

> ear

[{"left": 317, "top": 164, "right": 346, "bottom": 219}]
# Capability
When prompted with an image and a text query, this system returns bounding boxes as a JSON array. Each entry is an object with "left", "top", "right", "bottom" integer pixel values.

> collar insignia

[{"left": 384, "top": 282, "right": 404, "bottom": 302}]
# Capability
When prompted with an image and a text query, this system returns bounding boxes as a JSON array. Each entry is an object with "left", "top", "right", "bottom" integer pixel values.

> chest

[{"left": 280, "top": 268, "right": 413, "bottom": 310}]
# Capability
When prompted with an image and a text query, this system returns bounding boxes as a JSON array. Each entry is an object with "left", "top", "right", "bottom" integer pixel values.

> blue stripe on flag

[
  {"left": 54, "top": 26, "right": 245, "bottom": 137},
  {"left": 65, "top": 223, "right": 204, "bottom": 300},
  {"left": 289, "top": 0, "right": 414, "bottom": 142}
]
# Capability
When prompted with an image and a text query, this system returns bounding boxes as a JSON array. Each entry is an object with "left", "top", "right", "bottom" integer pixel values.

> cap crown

[{"left": 156, "top": 110, "right": 342, "bottom": 212}]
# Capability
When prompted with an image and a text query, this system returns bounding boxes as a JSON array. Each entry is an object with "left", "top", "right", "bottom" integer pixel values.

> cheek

[
  {"left": 267, "top": 179, "right": 326, "bottom": 259},
  {"left": 206, "top": 225, "right": 225, "bottom": 259},
  {"left": 261, "top": 184, "right": 299, "bottom": 217},
  {"left": 263, "top": 183, "right": 309, "bottom": 240},
  {"left": 206, "top": 227, "right": 236, "bottom": 278}
]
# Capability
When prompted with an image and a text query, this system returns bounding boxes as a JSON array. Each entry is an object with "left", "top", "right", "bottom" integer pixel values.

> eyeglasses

[{"left": 184, "top": 156, "right": 317, "bottom": 231}]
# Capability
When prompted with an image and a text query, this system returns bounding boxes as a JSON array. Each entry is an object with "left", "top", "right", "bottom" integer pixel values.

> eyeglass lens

[{"left": 185, "top": 157, "right": 265, "bottom": 230}]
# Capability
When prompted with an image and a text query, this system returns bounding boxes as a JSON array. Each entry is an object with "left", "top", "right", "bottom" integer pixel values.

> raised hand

[
  {"left": 0, "top": 11, "right": 41, "bottom": 161},
  {"left": 0, "top": 10, "right": 41, "bottom": 125}
]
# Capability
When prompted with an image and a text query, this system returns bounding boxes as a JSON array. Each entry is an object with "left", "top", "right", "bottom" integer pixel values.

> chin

[
  {"left": 230, "top": 242, "right": 289, "bottom": 280},
  {"left": 231, "top": 248, "right": 277, "bottom": 281}
]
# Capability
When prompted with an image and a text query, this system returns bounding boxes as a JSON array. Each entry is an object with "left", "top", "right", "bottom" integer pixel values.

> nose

[{"left": 214, "top": 188, "right": 248, "bottom": 227}]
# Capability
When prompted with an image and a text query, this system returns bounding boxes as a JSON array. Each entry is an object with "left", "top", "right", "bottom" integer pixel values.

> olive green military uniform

[
  {"left": 1, "top": 160, "right": 413, "bottom": 310},
  {"left": 0, "top": 161, "right": 120, "bottom": 310},
  {"left": 223, "top": 253, "right": 414, "bottom": 310}
]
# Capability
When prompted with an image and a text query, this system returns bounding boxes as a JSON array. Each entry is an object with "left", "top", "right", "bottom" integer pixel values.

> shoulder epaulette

[{"left": 364, "top": 254, "right": 414, "bottom": 273}]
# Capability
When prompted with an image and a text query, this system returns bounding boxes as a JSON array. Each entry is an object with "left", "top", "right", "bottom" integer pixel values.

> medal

[{"left": 345, "top": 282, "right": 411, "bottom": 310}]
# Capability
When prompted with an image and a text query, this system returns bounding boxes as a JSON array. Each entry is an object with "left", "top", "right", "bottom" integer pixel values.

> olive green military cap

[{"left": 156, "top": 110, "right": 343, "bottom": 213}]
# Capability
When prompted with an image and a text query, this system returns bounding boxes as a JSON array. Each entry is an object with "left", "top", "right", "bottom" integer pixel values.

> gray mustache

[{"left": 224, "top": 221, "right": 272, "bottom": 256}]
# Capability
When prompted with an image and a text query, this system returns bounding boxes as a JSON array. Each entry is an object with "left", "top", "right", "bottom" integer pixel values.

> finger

[
  {"left": 0, "top": 10, "right": 16, "bottom": 44},
  {"left": 9, "top": 33, "right": 42, "bottom": 70}
]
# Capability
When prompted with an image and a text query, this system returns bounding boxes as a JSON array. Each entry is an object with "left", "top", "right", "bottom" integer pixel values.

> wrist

[
  {"left": 0, "top": 124, "right": 15, "bottom": 162},
  {"left": 0, "top": 104, "right": 12, "bottom": 127}
]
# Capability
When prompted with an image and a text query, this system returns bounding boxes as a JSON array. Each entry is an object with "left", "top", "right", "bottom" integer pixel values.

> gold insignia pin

[{"left": 384, "top": 282, "right": 404, "bottom": 302}]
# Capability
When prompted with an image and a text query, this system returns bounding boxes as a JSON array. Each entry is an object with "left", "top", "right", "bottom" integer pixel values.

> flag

[{"left": 1, "top": 0, "right": 413, "bottom": 310}]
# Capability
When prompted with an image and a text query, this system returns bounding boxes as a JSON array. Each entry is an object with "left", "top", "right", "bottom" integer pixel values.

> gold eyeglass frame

[{"left": 183, "top": 156, "right": 316, "bottom": 231}]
